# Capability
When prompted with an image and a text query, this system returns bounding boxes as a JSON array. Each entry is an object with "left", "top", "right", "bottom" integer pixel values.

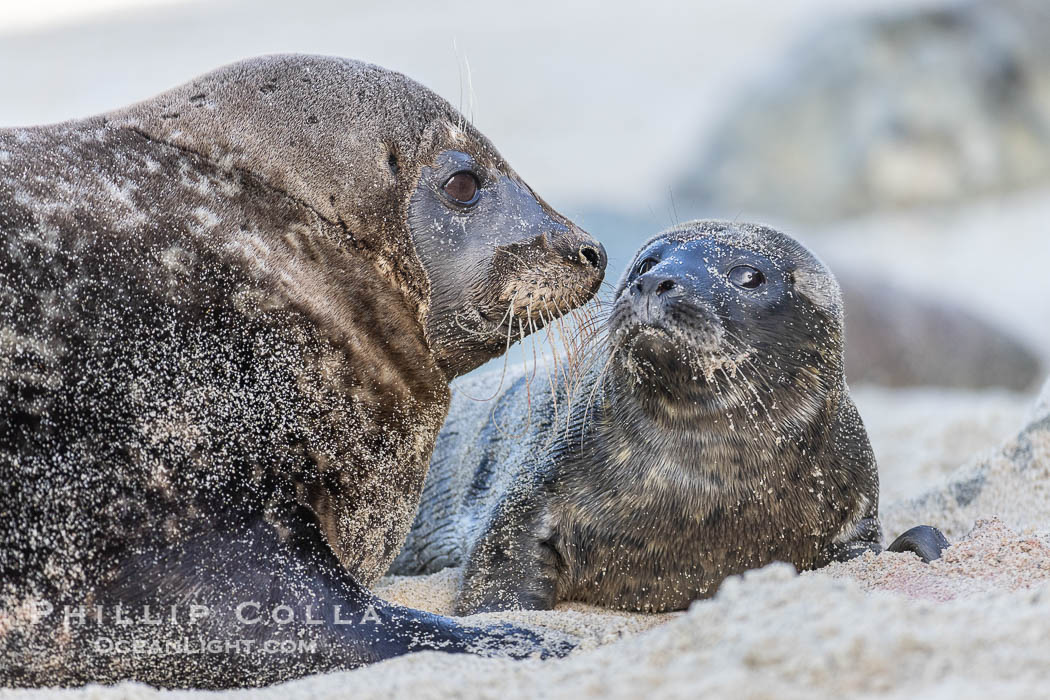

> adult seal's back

[
  {"left": 392, "top": 220, "right": 945, "bottom": 613},
  {"left": 0, "top": 54, "right": 605, "bottom": 687}
]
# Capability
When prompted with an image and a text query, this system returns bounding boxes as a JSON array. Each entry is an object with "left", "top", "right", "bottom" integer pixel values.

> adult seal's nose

[
  {"left": 578, "top": 243, "right": 604, "bottom": 270},
  {"left": 549, "top": 227, "right": 607, "bottom": 275}
]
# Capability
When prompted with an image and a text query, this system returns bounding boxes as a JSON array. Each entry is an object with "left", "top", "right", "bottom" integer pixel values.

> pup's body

[{"left": 393, "top": 220, "right": 945, "bottom": 614}]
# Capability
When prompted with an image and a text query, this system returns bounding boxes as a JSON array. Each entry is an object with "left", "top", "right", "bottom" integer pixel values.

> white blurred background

[{"left": 0, "top": 0, "right": 926, "bottom": 211}]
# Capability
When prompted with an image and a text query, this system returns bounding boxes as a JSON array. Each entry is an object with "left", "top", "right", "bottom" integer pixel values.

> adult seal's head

[
  {"left": 608, "top": 220, "right": 842, "bottom": 427},
  {"left": 393, "top": 220, "right": 948, "bottom": 614},
  {"left": 113, "top": 53, "right": 606, "bottom": 378},
  {"left": 407, "top": 146, "right": 606, "bottom": 376}
]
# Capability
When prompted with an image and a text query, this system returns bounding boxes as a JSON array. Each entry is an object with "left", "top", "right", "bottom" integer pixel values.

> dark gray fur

[
  {"left": 0, "top": 54, "right": 603, "bottom": 687},
  {"left": 393, "top": 220, "right": 890, "bottom": 613}
]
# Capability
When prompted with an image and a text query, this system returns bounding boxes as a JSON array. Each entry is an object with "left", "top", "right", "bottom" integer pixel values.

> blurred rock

[
  {"left": 842, "top": 273, "right": 1042, "bottom": 390},
  {"left": 882, "top": 377, "right": 1050, "bottom": 539},
  {"left": 675, "top": 0, "right": 1050, "bottom": 224}
]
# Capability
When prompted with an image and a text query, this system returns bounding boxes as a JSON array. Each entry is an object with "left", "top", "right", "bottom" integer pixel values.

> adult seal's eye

[
  {"left": 728, "top": 265, "right": 765, "bottom": 289},
  {"left": 635, "top": 258, "right": 658, "bottom": 275},
  {"left": 442, "top": 171, "right": 480, "bottom": 205}
]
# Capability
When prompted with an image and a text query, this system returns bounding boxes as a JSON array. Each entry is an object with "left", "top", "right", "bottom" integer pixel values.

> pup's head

[{"left": 609, "top": 220, "right": 843, "bottom": 426}]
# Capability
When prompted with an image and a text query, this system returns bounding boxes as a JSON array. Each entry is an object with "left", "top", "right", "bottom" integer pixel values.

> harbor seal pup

[
  {"left": 391, "top": 220, "right": 946, "bottom": 613},
  {"left": 0, "top": 54, "right": 604, "bottom": 687}
]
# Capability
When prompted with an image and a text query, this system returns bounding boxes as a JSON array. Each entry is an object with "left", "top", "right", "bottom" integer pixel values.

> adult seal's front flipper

[{"left": 886, "top": 525, "right": 950, "bottom": 563}]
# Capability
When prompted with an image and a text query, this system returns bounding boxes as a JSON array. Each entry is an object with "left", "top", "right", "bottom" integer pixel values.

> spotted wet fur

[{"left": 0, "top": 54, "right": 601, "bottom": 687}]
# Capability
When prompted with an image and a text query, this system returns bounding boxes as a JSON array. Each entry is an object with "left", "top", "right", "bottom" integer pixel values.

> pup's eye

[
  {"left": 442, "top": 171, "right": 480, "bottom": 205},
  {"left": 728, "top": 265, "right": 765, "bottom": 289},
  {"left": 635, "top": 258, "right": 658, "bottom": 275}
]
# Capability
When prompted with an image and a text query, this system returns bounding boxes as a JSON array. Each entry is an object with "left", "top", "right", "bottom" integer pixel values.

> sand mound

[
  {"left": 884, "top": 382, "right": 1050, "bottom": 540},
  {"left": 824, "top": 517, "right": 1050, "bottom": 601}
]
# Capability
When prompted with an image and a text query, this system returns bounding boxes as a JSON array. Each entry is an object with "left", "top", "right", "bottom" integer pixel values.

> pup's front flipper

[
  {"left": 455, "top": 492, "right": 560, "bottom": 616},
  {"left": 886, "top": 525, "right": 950, "bottom": 563}
]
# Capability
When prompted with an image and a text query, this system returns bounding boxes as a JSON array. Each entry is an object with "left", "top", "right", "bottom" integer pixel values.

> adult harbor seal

[
  {"left": 0, "top": 54, "right": 604, "bottom": 687},
  {"left": 391, "top": 220, "right": 946, "bottom": 613}
]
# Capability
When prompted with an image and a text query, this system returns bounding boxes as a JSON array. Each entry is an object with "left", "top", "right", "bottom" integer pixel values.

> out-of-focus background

[{"left": 3, "top": 0, "right": 1049, "bottom": 496}]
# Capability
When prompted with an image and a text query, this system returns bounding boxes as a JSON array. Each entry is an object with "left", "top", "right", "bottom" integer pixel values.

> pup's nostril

[
  {"left": 578, "top": 245, "right": 601, "bottom": 269},
  {"left": 656, "top": 279, "right": 676, "bottom": 295}
]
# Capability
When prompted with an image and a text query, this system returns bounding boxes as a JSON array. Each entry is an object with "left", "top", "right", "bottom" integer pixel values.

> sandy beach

[{"left": 1, "top": 379, "right": 1045, "bottom": 700}]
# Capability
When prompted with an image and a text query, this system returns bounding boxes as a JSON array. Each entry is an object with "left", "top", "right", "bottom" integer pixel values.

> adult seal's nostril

[
  {"left": 549, "top": 229, "right": 606, "bottom": 274},
  {"left": 578, "top": 245, "right": 602, "bottom": 269},
  {"left": 655, "top": 279, "right": 676, "bottom": 295}
]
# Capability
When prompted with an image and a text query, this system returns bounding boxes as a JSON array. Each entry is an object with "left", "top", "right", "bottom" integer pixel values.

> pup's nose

[{"left": 633, "top": 275, "right": 678, "bottom": 297}]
